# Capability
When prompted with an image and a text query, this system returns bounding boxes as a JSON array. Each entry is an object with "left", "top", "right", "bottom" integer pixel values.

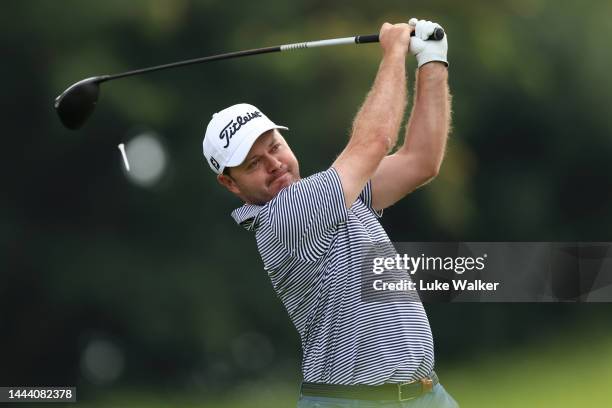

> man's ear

[{"left": 217, "top": 173, "right": 241, "bottom": 195}]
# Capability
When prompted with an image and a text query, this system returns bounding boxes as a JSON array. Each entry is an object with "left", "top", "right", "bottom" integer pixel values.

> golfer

[{"left": 203, "top": 19, "right": 457, "bottom": 407}]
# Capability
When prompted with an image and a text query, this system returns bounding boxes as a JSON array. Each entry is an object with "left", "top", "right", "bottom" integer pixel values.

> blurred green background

[{"left": 2, "top": 0, "right": 612, "bottom": 406}]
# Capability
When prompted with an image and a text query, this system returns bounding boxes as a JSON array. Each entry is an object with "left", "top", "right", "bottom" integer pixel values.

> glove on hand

[{"left": 409, "top": 18, "right": 448, "bottom": 68}]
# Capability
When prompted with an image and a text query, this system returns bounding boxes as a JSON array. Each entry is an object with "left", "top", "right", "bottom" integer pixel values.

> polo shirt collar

[{"left": 231, "top": 204, "right": 263, "bottom": 231}]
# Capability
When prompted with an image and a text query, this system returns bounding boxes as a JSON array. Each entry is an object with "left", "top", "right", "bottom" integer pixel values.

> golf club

[{"left": 54, "top": 27, "right": 444, "bottom": 130}]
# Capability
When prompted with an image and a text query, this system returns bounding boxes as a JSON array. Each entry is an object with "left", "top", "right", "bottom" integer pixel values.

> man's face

[{"left": 217, "top": 129, "right": 300, "bottom": 204}]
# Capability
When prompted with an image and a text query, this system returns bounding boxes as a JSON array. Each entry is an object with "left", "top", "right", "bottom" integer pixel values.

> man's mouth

[{"left": 269, "top": 171, "right": 289, "bottom": 187}]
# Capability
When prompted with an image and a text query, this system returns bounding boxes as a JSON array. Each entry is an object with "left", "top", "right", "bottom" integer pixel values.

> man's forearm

[
  {"left": 399, "top": 63, "right": 450, "bottom": 174},
  {"left": 350, "top": 52, "right": 407, "bottom": 152}
]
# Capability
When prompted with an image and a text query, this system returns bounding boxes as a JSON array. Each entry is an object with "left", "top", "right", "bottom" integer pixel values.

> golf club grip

[
  {"left": 355, "top": 34, "right": 380, "bottom": 44},
  {"left": 356, "top": 27, "right": 445, "bottom": 44}
]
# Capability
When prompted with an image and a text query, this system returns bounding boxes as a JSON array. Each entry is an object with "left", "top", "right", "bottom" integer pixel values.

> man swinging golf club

[{"left": 203, "top": 18, "right": 458, "bottom": 407}]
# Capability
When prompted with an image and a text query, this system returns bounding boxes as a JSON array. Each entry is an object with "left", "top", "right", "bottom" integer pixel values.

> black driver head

[{"left": 54, "top": 77, "right": 104, "bottom": 130}]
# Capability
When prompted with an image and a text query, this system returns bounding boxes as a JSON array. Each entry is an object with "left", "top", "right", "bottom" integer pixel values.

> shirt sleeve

[
  {"left": 358, "top": 179, "right": 384, "bottom": 218},
  {"left": 263, "top": 167, "right": 348, "bottom": 262}
]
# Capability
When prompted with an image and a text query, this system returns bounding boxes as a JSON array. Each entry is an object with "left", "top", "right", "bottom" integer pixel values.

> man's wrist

[
  {"left": 417, "top": 62, "right": 448, "bottom": 85},
  {"left": 383, "top": 48, "right": 408, "bottom": 62}
]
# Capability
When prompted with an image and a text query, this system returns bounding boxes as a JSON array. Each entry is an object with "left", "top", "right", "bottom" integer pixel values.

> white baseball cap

[{"left": 202, "top": 103, "right": 288, "bottom": 174}]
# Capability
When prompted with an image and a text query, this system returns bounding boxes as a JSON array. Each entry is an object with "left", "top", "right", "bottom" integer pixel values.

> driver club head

[{"left": 54, "top": 76, "right": 105, "bottom": 130}]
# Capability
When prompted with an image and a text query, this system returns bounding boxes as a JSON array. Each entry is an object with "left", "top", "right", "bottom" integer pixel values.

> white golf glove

[{"left": 409, "top": 18, "right": 448, "bottom": 68}]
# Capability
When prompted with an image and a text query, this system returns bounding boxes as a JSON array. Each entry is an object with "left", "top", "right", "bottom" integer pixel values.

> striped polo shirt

[{"left": 231, "top": 167, "right": 434, "bottom": 385}]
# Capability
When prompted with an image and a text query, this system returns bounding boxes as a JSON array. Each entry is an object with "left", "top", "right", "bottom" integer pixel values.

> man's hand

[
  {"left": 409, "top": 18, "right": 448, "bottom": 67},
  {"left": 379, "top": 22, "right": 414, "bottom": 58}
]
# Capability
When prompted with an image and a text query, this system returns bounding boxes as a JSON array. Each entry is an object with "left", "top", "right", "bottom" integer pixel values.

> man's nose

[{"left": 265, "top": 155, "right": 282, "bottom": 172}]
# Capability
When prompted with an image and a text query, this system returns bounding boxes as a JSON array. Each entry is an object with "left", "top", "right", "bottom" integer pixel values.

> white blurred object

[
  {"left": 124, "top": 132, "right": 167, "bottom": 187},
  {"left": 118, "top": 143, "right": 130, "bottom": 171},
  {"left": 80, "top": 338, "right": 125, "bottom": 385}
]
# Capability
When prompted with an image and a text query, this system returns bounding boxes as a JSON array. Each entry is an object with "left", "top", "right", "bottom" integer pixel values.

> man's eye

[
  {"left": 271, "top": 143, "right": 281, "bottom": 152},
  {"left": 248, "top": 159, "right": 259, "bottom": 169}
]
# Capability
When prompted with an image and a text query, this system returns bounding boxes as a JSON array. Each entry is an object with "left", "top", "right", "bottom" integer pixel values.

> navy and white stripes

[{"left": 231, "top": 167, "right": 434, "bottom": 385}]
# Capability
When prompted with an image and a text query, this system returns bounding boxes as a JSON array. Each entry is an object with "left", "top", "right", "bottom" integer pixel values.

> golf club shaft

[
  {"left": 103, "top": 46, "right": 280, "bottom": 82},
  {"left": 100, "top": 30, "right": 443, "bottom": 83},
  {"left": 103, "top": 37, "right": 369, "bottom": 82}
]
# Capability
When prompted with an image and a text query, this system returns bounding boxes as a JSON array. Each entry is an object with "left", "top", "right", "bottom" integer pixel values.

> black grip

[
  {"left": 429, "top": 27, "right": 446, "bottom": 41},
  {"left": 355, "top": 34, "right": 380, "bottom": 44},
  {"left": 356, "top": 27, "right": 445, "bottom": 44},
  {"left": 411, "top": 27, "right": 445, "bottom": 41}
]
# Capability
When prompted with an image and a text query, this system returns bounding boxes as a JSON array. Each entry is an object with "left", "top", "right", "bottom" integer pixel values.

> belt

[{"left": 301, "top": 371, "right": 439, "bottom": 401}]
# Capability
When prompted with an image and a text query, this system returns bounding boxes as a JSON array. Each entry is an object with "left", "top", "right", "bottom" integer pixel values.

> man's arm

[
  {"left": 370, "top": 62, "right": 451, "bottom": 211},
  {"left": 332, "top": 23, "right": 412, "bottom": 208}
]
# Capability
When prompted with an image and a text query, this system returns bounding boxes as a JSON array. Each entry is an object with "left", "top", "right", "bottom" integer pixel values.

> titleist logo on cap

[{"left": 219, "top": 111, "right": 263, "bottom": 148}]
